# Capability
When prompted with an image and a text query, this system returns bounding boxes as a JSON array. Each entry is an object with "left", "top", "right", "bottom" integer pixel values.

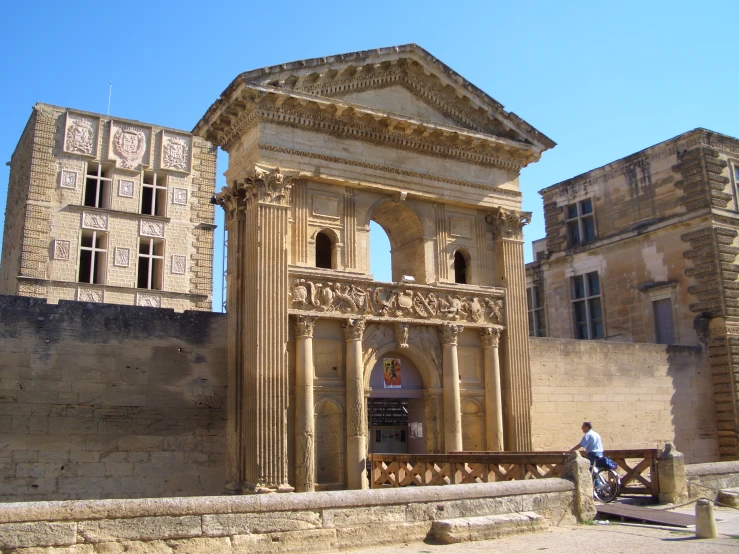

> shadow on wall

[{"left": 0, "top": 295, "right": 228, "bottom": 502}]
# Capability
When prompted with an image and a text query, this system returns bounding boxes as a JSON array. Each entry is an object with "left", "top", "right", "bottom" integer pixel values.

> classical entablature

[{"left": 193, "top": 44, "right": 554, "bottom": 174}]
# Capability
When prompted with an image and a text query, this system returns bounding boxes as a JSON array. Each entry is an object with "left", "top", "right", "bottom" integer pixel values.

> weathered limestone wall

[
  {"left": 0, "top": 480, "right": 580, "bottom": 552},
  {"left": 0, "top": 295, "right": 227, "bottom": 502},
  {"left": 530, "top": 337, "right": 719, "bottom": 463},
  {"left": 686, "top": 461, "right": 739, "bottom": 499}
]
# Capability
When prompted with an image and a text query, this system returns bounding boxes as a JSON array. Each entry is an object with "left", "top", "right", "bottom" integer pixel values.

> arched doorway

[{"left": 367, "top": 353, "right": 426, "bottom": 455}]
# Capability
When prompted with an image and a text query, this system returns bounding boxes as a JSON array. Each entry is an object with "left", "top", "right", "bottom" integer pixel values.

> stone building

[
  {"left": 0, "top": 103, "right": 216, "bottom": 311},
  {"left": 525, "top": 128, "right": 739, "bottom": 459},
  {"left": 194, "top": 44, "right": 555, "bottom": 492}
]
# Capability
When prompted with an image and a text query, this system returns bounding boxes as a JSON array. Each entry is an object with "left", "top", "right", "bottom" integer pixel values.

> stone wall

[
  {"left": 0, "top": 295, "right": 227, "bottom": 502},
  {"left": 686, "top": 461, "right": 739, "bottom": 500},
  {"left": 530, "top": 337, "right": 719, "bottom": 463}
]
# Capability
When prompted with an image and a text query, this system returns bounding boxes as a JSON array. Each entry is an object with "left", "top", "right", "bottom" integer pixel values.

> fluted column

[
  {"left": 480, "top": 326, "right": 504, "bottom": 451},
  {"left": 294, "top": 315, "right": 317, "bottom": 492},
  {"left": 441, "top": 324, "right": 463, "bottom": 453},
  {"left": 216, "top": 165, "right": 297, "bottom": 493},
  {"left": 488, "top": 208, "right": 533, "bottom": 451},
  {"left": 343, "top": 318, "right": 368, "bottom": 490}
]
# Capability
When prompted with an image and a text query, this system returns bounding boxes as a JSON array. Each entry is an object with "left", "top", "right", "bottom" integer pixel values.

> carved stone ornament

[
  {"left": 161, "top": 133, "right": 190, "bottom": 172},
  {"left": 140, "top": 220, "right": 165, "bottom": 238},
  {"left": 171, "top": 255, "right": 186, "bottom": 275},
  {"left": 395, "top": 323, "right": 409, "bottom": 348},
  {"left": 60, "top": 170, "right": 78, "bottom": 189},
  {"left": 342, "top": 318, "right": 366, "bottom": 341},
  {"left": 290, "top": 275, "right": 504, "bottom": 326},
  {"left": 64, "top": 116, "right": 96, "bottom": 155},
  {"left": 486, "top": 207, "right": 531, "bottom": 241},
  {"left": 112, "top": 125, "right": 147, "bottom": 169},
  {"left": 118, "top": 179, "right": 134, "bottom": 198},
  {"left": 78, "top": 288, "right": 103, "bottom": 303},
  {"left": 82, "top": 211, "right": 108, "bottom": 231},
  {"left": 114, "top": 247, "right": 130, "bottom": 267},
  {"left": 172, "top": 188, "right": 188, "bottom": 205},
  {"left": 294, "top": 315, "right": 318, "bottom": 338},
  {"left": 215, "top": 164, "right": 298, "bottom": 212},
  {"left": 53, "top": 239, "right": 70, "bottom": 260},
  {"left": 440, "top": 324, "right": 462, "bottom": 346},
  {"left": 479, "top": 326, "right": 503, "bottom": 348},
  {"left": 137, "top": 293, "right": 161, "bottom": 308}
]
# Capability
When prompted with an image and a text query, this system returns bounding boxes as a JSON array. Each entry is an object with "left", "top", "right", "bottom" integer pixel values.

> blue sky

[{"left": 1, "top": 1, "right": 737, "bottom": 311}]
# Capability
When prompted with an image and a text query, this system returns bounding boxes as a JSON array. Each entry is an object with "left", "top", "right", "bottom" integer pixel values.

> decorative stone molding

[
  {"left": 140, "top": 220, "right": 165, "bottom": 238},
  {"left": 395, "top": 323, "right": 409, "bottom": 348},
  {"left": 215, "top": 164, "right": 299, "bottom": 213},
  {"left": 64, "top": 114, "right": 97, "bottom": 156},
  {"left": 161, "top": 132, "right": 191, "bottom": 173},
  {"left": 110, "top": 123, "right": 149, "bottom": 169},
  {"left": 172, "top": 188, "right": 188, "bottom": 205},
  {"left": 114, "top": 247, "right": 130, "bottom": 267},
  {"left": 294, "top": 315, "right": 318, "bottom": 338},
  {"left": 118, "top": 179, "right": 134, "bottom": 198},
  {"left": 171, "top": 255, "right": 186, "bottom": 275},
  {"left": 290, "top": 273, "right": 504, "bottom": 326},
  {"left": 342, "top": 318, "right": 366, "bottom": 341},
  {"left": 479, "top": 326, "right": 503, "bottom": 348},
  {"left": 137, "top": 293, "right": 161, "bottom": 308},
  {"left": 82, "top": 211, "right": 108, "bottom": 231},
  {"left": 77, "top": 288, "right": 103, "bottom": 303},
  {"left": 60, "top": 170, "right": 78, "bottom": 189},
  {"left": 440, "top": 324, "right": 462, "bottom": 346},
  {"left": 486, "top": 208, "right": 531, "bottom": 241},
  {"left": 52, "top": 239, "right": 70, "bottom": 260}
]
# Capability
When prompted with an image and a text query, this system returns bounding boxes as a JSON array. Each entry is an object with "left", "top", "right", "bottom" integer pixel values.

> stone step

[
  {"left": 430, "top": 512, "right": 548, "bottom": 544},
  {"left": 718, "top": 488, "right": 739, "bottom": 508}
]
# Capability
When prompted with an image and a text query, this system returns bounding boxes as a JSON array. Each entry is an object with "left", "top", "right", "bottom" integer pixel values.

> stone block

[
  {"left": 165, "top": 537, "right": 231, "bottom": 553},
  {"left": 11, "top": 545, "right": 94, "bottom": 554},
  {"left": 333, "top": 521, "right": 430, "bottom": 550},
  {"left": 93, "top": 540, "right": 172, "bottom": 553},
  {"left": 202, "top": 511, "right": 321, "bottom": 536},
  {"left": 430, "top": 512, "right": 548, "bottom": 543},
  {"left": 77, "top": 516, "right": 202, "bottom": 542},
  {"left": 0, "top": 522, "right": 77, "bottom": 549},
  {"left": 322, "top": 504, "right": 405, "bottom": 527}
]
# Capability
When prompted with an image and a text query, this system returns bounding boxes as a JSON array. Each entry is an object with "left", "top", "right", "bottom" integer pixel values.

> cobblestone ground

[{"left": 351, "top": 507, "right": 739, "bottom": 554}]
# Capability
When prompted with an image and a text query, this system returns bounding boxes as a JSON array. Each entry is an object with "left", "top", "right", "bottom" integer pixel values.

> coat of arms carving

[
  {"left": 162, "top": 134, "right": 190, "bottom": 172},
  {"left": 113, "top": 125, "right": 147, "bottom": 169},
  {"left": 65, "top": 117, "right": 96, "bottom": 155}
]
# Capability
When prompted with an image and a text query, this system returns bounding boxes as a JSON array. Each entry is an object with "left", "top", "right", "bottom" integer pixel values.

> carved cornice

[
  {"left": 342, "top": 318, "right": 366, "bottom": 341},
  {"left": 215, "top": 164, "right": 298, "bottom": 215},
  {"left": 294, "top": 315, "right": 317, "bottom": 338},
  {"left": 486, "top": 208, "right": 531, "bottom": 241},
  {"left": 289, "top": 271, "right": 505, "bottom": 327},
  {"left": 479, "top": 326, "right": 503, "bottom": 348},
  {"left": 440, "top": 324, "right": 462, "bottom": 346}
]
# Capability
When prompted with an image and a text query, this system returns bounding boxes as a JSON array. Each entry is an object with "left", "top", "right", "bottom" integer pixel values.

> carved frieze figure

[
  {"left": 162, "top": 134, "right": 190, "bottom": 171},
  {"left": 395, "top": 323, "right": 409, "bottom": 348},
  {"left": 65, "top": 117, "right": 96, "bottom": 155},
  {"left": 113, "top": 126, "right": 147, "bottom": 169}
]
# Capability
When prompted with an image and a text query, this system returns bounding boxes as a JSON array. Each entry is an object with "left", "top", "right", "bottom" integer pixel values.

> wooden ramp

[{"left": 596, "top": 504, "right": 696, "bottom": 527}]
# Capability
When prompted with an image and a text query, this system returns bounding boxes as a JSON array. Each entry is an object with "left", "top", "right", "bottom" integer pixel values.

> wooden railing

[{"left": 369, "top": 449, "right": 660, "bottom": 500}]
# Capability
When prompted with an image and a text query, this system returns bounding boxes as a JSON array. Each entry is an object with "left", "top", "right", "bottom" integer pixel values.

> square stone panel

[
  {"left": 118, "top": 179, "right": 135, "bottom": 198},
  {"left": 171, "top": 255, "right": 186, "bottom": 275},
  {"left": 312, "top": 194, "right": 340, "bottom": 218},
  {"left": 109, "top": 121, "right": 151, "bottom": 170},
  {"left": 64, "top": 113, "right": 98, "bottom": 156},
  {"left": 53, "top": 239, "right": 70, "bottom": 260},
  {"left": 78, "top": 288, "right": 104, "bottom": 303},
  {"left": 137, "top": 293, "right": 161, "bottom": 308},
  {"left": 161, "top": 132, "right": 191, "bottom": 173},
  {"left": 82, "top": 211, "right": 108, "bottom": 231},
  {"left": 60, "top": 170, "right": 78, "bottom": 189},
  {"left": 114, "top": 247, "right": 130, "bottom": 267},
  {"left": 172, "top": 188, "right": 188, "bottom": 205},
  {"left": 140, "top": 220, "right": 165, "bottom": 238}
]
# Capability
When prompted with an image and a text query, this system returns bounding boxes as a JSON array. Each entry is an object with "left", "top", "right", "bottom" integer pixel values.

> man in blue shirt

[{"left": 569, "top": 421, "right": 604, "bottom": 467}]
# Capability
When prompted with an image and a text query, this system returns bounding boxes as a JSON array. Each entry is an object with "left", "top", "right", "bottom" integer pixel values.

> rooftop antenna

[{"left": 107, "top": 82, "right": 112, "bottom": 115}]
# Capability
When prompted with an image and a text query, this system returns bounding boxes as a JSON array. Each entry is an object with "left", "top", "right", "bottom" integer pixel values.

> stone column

[
  {"left": 294, "top": 315, "right": 317, "bottom": 493},
  {"left": 488, "top": 208, "right": 533, "bottom": 451},
  {"left": 343, "top": 318, "right": 368, "bottom": 490},
  {"left": 216, "top": 165, "right": 297, "bottom": 493},
  {"left": 480, "top": 326, "right": 504, "bottom": 451},
  {"left": 441, "top": 324, "right": 463, "bottom": 453}
]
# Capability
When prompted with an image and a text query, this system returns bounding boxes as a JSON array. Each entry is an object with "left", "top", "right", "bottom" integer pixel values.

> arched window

[
  {"left": 454, "top": 250, "right": 468, "bottom": 284},
  {"left": 316, "top": 232, "right": 333, "bottom": 269},
  {"left": 369, "top": 221, "right": 392, "bottom": 282}
]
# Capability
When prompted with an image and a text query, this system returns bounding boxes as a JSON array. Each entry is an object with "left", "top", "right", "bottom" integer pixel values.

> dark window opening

[
  {"left": 316, "top": 232, "right": 332, "bottom": 269},
  {"left": 141, "top": 172, "right": 166, "bottom": 216},
  {"left": 84, "top": 163, "right": 111, "bottom": 209},
  {"left": 454, "top": 251, "right": 467, "bottom": 284},
  {"left": 78, "top": 230, "right": 107, "bottom": 284}
]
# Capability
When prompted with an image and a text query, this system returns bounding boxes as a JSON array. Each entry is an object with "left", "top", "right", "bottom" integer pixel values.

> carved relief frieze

[
  {"left": 114, "top": 247, "right": 130, "bottom": 267},
  {"left": 290, "top": 273, "right": 505, "bottom": 326},
  {"left": 82, "top": 211, "right": 108, "bottom": 231},
  {"left": 110, "top": 123, "right": 149, "bottom": 169},
  {"left": 64, "top": 114, "right": 97, "bottom": 156},
  {"left": 78, "top": 288, "right": 103, "bottom": 303},
  {"left": 161, "top": 132, "right": 191, "bottom": 173},
  {"left": 137, "top": 293, "right": 161, "bottom": 308},
  {"left": 172, "top": 188, "right": 188, "bottom": 205},
  {"left": 140, "top": 220, "right": 165, "bottom": 238},
  {"left": 215, "top": 164, "right": 298, "bottom": 213},
  {"left": 52, "top": 239, "right": 70, "bottom": 260},
  {"left": 486, "top": 207, "right": 531, "bottom": 241},
  {"left": 60, "top": 170, "right": 78, "bottom": 189},
  {"left": 118, "top": 179, "right": 134, "bottom": 198},
  {"left": 171, "top": 255, "right": 186, "bottom": 275}
]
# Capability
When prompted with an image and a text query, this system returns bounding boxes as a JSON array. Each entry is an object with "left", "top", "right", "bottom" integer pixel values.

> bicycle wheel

[{"left": 593, "top": 468, "right": 619, "bottom": 503}]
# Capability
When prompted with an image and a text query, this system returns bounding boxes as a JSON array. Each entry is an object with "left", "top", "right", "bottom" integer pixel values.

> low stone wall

[
  {"left": 0, "top": 479, "right": 579, "bottom": 552},
  {"left": 686, "top": 461, "right": 739, "bottom": 500}
]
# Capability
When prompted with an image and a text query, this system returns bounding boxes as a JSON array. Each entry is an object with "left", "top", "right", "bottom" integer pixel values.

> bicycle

[{"left": 591, "top": 460, "right": 620, "bottom": 503}]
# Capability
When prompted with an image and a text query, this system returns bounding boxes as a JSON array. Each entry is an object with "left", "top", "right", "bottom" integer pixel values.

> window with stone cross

[
  {"left": 141, "top": 171, "right": 167, "bottom": 216},
  {"left": 526, "top": 285, "right": 546, "bottom": 337},
  {"left": 137, "top": 238, "right": 164, "bottom": 290},
  {"left": 565, "top": 199, "right": 595, "bottom": 248},
  {"left": 571, "top": 271, "right": 603, "bottom": 339},
  {"left": 78, "top": 230, "right": 108, "bottom": 284},
  {"left": 84, "top": 162, "right": 112, "bottom": 209}
]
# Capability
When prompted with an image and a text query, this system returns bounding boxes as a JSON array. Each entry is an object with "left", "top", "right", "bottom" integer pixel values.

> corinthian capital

[
  {"left": 479, "top": 326, "right": 503, "bottom": 348},
  {"left": 294, "top": 315, "right": 318, "bottom": 338},
  {"left": 214, "top": 164, "right": 299, "bottom": 210},
  {"left": 440, "top": 324, "right": 462, "bottom": 346},
  {"left": 486, "top": 208, "right": 531, "bottom": 241},
  {"left": 342, "top": 318, "right": 366, "bottom": 341}
]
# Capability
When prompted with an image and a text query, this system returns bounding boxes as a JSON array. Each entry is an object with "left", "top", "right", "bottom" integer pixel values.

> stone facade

[
  {"left": 526, "top": 128, "right": 739, "bottom": 459},
  {"left": 195, "top": 44, "right": 555, "bottom": 492},
  {"left": 0, "top": 104, "right": 216, "bottom": 311}
]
